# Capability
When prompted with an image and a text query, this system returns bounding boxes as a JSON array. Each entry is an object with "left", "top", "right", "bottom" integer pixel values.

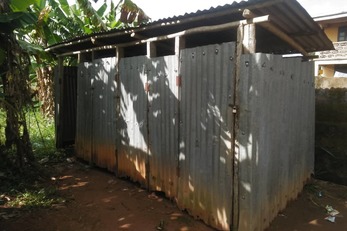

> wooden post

[
  {"left": 91, "top": 50, "right": 95, "bottom": 61},
  {"left": 243, "top": 24, "right": 256, "bottom": 54},
  {"left": 232, "top": 23, "right": 244, "bottom": 231},
  {"left": 242, "top": 9, "right": 256, "bottom": 54},
  {"left": 174, "top": 36, "right": 185, "bottom": 180},
  {"left": 175, "top": 36, "right": 186, "bottom": 57},
  {"left": 78, "top": 53, "right": 89, "bottom": 64},
  {"left": 147, "top": 41, "right": 157, "bottom": 58}
]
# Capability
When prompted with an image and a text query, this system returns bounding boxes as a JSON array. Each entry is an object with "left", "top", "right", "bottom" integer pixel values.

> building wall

[
  {"left": 324, "top": 24, "right": 339, "bottom": 42},
  {"left": 316, "top": 19, "right": 347, "bottom": 77},
  {"left": 321, "top": 65, "right": 335, "bottom": 77}
]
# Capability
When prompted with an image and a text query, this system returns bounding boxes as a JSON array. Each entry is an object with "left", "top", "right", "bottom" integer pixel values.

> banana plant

[
  {"left": 0, "top": 0, "right": 36, "bottom": 167},
  {"left": 118, "top": 0, "right": 150, "bottom": 26}
]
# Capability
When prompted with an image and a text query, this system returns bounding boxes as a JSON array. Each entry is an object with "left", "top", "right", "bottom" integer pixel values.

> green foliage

[
  {"left": 118, "top": 0, "right": 150, "bottom": 26},
  {"left": 9, "top": 0, "right": 38, "bottom": 12},
  {"left": 0, "top": 12, "right": 37, "bottom": 33},
  {"left": 26, "top": 110, "right": 56, "bottom": 159},
  {"left": 0, "top": 109, "right": 61, "bottom": 161},
  {"left": 0, "top": 109, "right": 64, "bottom": 210},
  {"left": 7, "top": 187, "right": 63, "bottom": 208},
  {"left": 17, "top": 39, "right": 44, "bottom": 54},
  {"left": 0, "top": 0, "right": 151, "bottom": 212}
]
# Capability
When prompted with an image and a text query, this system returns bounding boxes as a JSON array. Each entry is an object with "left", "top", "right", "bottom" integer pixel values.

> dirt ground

[{"left": 1, "top": 161, "right": 347, "bottom": 231}]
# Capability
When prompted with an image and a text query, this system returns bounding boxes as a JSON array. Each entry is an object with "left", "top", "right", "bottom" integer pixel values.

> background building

[{"left": 314, "top": 12, "right": 347, "bottom": 77}]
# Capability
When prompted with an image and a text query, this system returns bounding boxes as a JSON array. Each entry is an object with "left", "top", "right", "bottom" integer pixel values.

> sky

[{"left": 130, "top": 0, "right": 347, "bottom": 20}]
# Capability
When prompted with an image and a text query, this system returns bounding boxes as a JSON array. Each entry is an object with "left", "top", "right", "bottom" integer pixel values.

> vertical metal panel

[
  {"left": 61, "top": 67, "right": 77, "bottom": 146},
  {"left": 118, "top": 56, "right": 149, "bottom": 187},
  {"left": 237, "top": 54, "right": 314, "bottom": 231},
  {"left": 178, "top": 42, "right": 235, "bottom": 230},
  {"left": 54, "top": 65, "right": 77, "bottom": 148},
  {"left": 75, "top": 62, "right": 93, "bottom": 162},
  {"left": 92, "top": 58, "right": 117, "bottom": 172},
  {"left": 147, "top": 55, "right": 179, "bottom": 198},
  {"left": 54, "top": 66, "right": 61, "bottom": 148}
]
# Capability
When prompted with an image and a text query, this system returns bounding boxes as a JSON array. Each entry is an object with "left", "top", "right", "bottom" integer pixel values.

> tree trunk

[
  {"left": 1, "top": 33, "right": 35, "bottom": 168},
  {"left": 36, "top": 55, "right": 54, "bottom": 117}
]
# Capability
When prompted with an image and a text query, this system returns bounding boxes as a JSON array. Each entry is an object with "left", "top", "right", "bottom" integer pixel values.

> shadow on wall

[
  {"left": 237, "top": 53, "right": 315, "bottom": 231},
  {"left": 118, "top": 55, "right": 175, "bottom": 189},
  {"left": 315, "top": 77, "right": 347, "bottom": 185},
  {"left": 118, "top": 42, "right": 235, "bottom": 230},
  {"left": 74, "top": 44, "right": 315, "bottom": 231},
  {"left": 75, "top": 58, "right": 117, "bottom": 171}
]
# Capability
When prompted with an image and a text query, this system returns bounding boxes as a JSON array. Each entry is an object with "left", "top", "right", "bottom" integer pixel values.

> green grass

[
  {"left": 26, "top": 110, "right": 56, "bottom": 159},
  {"left": 7, "top": 187, "right": 64, "bottom": 209},
  {"left": 0, "top": 109, "right": 66, "bottom": 209},
  {"left": 0, "top": 109, "right": 66, "bottom": 162}
]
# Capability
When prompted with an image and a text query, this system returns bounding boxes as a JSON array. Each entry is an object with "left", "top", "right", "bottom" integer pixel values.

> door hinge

[
  {"left": 176, "top": 75, "right": 182, "bottom": 87},
  {"left": 145, "top": 82, "right": 150, "bottom": 93},
  {"left": 229, "top": 104, "right": 238, "bottom": 114}
]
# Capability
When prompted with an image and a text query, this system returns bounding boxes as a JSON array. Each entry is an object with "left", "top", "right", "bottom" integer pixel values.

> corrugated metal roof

[
  {"left": 314, "top": 12, "right": 347, "bottom": 23},
  {"left": 47, "top": 0, "right": 333, "bottom": 55}
]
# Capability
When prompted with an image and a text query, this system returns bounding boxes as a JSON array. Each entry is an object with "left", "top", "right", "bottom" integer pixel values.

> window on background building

[{"left": 338, "top": 26, "right": 347, "bottom": 41}]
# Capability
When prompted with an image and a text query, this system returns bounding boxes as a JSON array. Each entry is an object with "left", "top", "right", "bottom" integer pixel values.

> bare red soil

[{"left": 1, "top": 161, "right": 347, "bottom": 231}]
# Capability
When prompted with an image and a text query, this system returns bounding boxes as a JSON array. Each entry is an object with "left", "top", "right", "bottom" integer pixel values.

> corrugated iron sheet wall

[
  {"left": 54, "top": 66, "right": 77, "bottom": 148},
  {"left": 54, "top": 67, "right": 61, "bottom": 148},
  {"left": 177, "top": 43, "right": 235, "bottom": 230},
  {"left": 147, "top": 56, "right": 179, "bottom": 198},
  {"left": 117, "top": 44, "right": 236, "bottom": 230},
  {"left": 75, "top": 58, "right": 117, "bottom": 171},
  {"left": 118, "top": 56, "right": 149, "bottom": 186},
  {"left": 237, "top": 54, "right": 314, "bottom": 231},
  {"left": 71, "top": 44, "right": 314, "bottom": 231},
  {"left": 92, "top": 58, "right": 117, "bottom": 171},
  {"left": 61, "top": 67, "right": 78, "bottom": 145},
  {"left": 76, "top": 62, "right": 93, "bottom": 162}
]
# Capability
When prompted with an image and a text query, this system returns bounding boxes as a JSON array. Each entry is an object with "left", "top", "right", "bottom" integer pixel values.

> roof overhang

[
  {"left": 314, "top": 12, "right": 347, "bottom": 24},
  {"left": 46, "top": 0, "right": 334, "bottom": 57}
]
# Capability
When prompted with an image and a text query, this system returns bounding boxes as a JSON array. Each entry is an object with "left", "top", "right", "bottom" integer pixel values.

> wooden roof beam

[
  {"left": 56, "top": 15, "right": 270, "bottom": 57},
  {"left": 259, "top": 21, "right": 309, "bottom": 56},
  {"left": 242, "top": 9, "right": 309, "bottom": 57}
]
